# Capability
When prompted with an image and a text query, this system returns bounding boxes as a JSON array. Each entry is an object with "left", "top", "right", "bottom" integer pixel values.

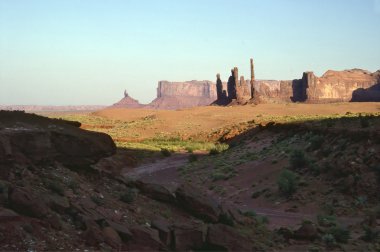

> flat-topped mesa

[{"left": 250, "top": 58, "right": 255, "bottom": 99}]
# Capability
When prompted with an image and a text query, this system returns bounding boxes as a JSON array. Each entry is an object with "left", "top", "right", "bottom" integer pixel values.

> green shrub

[
  {"left": 67, "top": 179, "right": 79, "bottom": 191},
  {"left": 160, "top": 148, "right": 171, "bottom": 157},
  {"left": 277, "top": 169, "right": 298, "bottom": 197},
  {"left": 243, "top": 210, "right": 257, "bottom": 217},
  {"left": 360, "top": 116, "right": 370, "bottom": 128},
  {"left": 362, "top": 225, "right": 380, "bottom": 242},
  {"left": 120, "top": 188, "right": 137, "bottom": 204},
  {"left": 219, "top": 213, "right": 234, "bottom": 226},
  {"left": 46, "top": 180, "right": 65, "bottom": 196},
  {"left": 251, "top": 191, "right": 262, "bottom": 199},
  {"left": 289, "top": 150, "right": 308, "bottom": 169},
  {"left": 210, "top": 172, "right": 227, "bottom": 181},
  {"left": 91, "top": 195, "right": 104, "bottom": 206},
  {"left": 328, "top": 226, "right": 350, "bottom": 243},
  {"left": 309, "top": 135, "right": 324, "bottom": 151},
  {"left": 209, "top": 143, "right": 229, "bottom": 155},
  {"left": 317, "top": 215, "right": 337, "bottom": 227},
  {"left": 188, "top": 154, "right": 198, "bottom": 162},
  {"left": 322, "top": 233, "right": 336, "bottom": 246}
]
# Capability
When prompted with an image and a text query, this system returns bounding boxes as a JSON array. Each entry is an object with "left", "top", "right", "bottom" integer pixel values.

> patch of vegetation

[
  {"left": 309, "top": 135, "right": 324, "bottom": 151},
  {"left": 120, "top": 188, "right": 138, "bottom": 204},
  {"left": 289, "top": 149, "right": 308, "bottom": 169},
  {"left": 160, "top": 148, "right": 172, "bottom": 157},
  {"left": 317, "top": 214, "right": 337, "bottom": 227},
  {"left": 209, "top": 143, "right": 229, "bottom": 155},
  {"left": 360, "top": 115, "right": 370, "bottom": 128},
  {"left": 277, "top": 169, "right": 298, "bottom": 197},
  {"left": 45, "top": 180, "right": 65, "bottom": 196},
  {"left": 322, "top": 233, "right": 336, "bottom": 247},
  {"left": 188, "top": 154, "right": 198, "bottom": 162},
  {"left": 242, "top": 210, "right": 269, "bottom": 226},
  {"left": 91, "top": 195, "right": 105, "bottom": 206},
  {"left": 362, "top": 225, "right": 380, "bottom": 242},
  {"left": 219, "top": 213, "right": 234, "bottom": 226},
  {"left": 66, "top": 178, "right": 79, "bottom": 192},
  {"left": 327, "top": 226, "right": 350, "bottom": 243}
]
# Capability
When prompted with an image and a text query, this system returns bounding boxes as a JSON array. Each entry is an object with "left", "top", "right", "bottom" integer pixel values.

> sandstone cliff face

[
  {"left": 253, "top": 69, "right": 380, "bottom": 103},
  {"left": 150, "top": 81, "right": 218, "bottom": 109},
  {"left": 156, "top": 80, "right": 216, "bottom": 99},
  {"left": 306, "top": 69, "right": 380, "bottom": 102},
  {"left": 111, "top": 68, "right": 380, "bottom": 110}
]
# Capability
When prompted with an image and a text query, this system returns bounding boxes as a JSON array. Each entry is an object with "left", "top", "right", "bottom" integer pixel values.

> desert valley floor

[{"left": 1, "top": 102, "right": 380, "bottom": 251}]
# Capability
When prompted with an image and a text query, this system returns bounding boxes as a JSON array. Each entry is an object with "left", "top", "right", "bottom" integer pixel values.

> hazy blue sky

[{"left": 1, "top": 0, "right": 379, "bottom": 105}]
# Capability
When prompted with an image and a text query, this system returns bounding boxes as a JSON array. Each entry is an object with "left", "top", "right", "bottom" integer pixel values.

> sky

[{"left": 0, "top": 0, "right": 379, "bottom": 105}]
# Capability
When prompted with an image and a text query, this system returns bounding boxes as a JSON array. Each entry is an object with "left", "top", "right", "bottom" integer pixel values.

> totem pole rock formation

[
  {"left": 216, "top": 60, "right": 253, "bottom": 105},
  {"left": 250, "top": 58, "right": 255, "bottom": 99},
  {"left": 216, "top": 73, "right": 223, "bottom": 100},
  {"left": 227, "top": 69, "right": 237, "bottom": 100}
]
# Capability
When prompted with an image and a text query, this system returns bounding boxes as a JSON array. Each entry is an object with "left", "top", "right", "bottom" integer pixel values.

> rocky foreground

[{"left": 0, "top": 110, "right": 271, "bottom": 251}]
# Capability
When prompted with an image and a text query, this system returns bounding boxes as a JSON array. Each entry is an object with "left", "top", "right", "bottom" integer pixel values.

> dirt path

[
  {"left": 122, "top": 154, "right": 362, "bottom": 230},
  {"left": 122, "top": 153, "right": 190, "bottom": 182}
]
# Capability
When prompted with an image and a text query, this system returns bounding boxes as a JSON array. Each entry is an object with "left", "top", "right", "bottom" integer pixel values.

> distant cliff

[
  {"left": 253, "top": 69, "right": 380, "bottom": 103},
  {"left": 110, "top": 67, "right": 380, "bottom": 110},
  {"left": 148, "top": 80, "right": 217, "bottom": 109}
]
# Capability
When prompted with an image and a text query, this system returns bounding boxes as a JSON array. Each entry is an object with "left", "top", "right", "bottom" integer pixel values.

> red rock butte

[{"left": 111, "top": 59, "right": 380, "bottom": 110}]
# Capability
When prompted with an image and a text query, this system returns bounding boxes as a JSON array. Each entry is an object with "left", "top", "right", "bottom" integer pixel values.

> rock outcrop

[
  {"left": 110, "top": 90, "right": 143, "bottom": 108},
  {"left": 148, "top": 80, "right": 217, "bottom": 109},
  {"left": 111, "top": 61, "right": 380, "bottom": 110},
  {"left": 214, "top": 59, "right": 380, "bottom": 105},
  {"left": 0, "top": 110, "right": 116, "bottom": 168}
]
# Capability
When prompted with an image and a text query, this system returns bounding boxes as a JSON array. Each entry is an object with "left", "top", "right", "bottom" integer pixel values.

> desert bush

[
  {"left": 45, "top": 180, "right": 65, "bottom": 196},
  {"left": 362, "top": 225, "right": 380, "bottom": 242},
  {"left": 160, "top": 148, "right": 171, "bottom": 157},
  {"left": 322, "top": 233, "right": 336, "bottom": 246},
  {"left": 120, "top": 188, "right": 137, "bottom": 204},
  {"left": 66, "top": 178, "right": 79, "bottom": 191},
  {"left": 242, "top": 211, "right": 268, "bottom": 225},
  {"left": 317, "top": 215, "right": 337, "bottom": 227},
  {"left": 210, "top": 171, "right": 227, "bottom": 181},
  {"left": 289, "top": 149, "right": 308, "bottom": 169},
  {"left": 328, "top": 226, "right": 350, "bottom": 243},
  {"left": 360, "top": 115, "right": 370, "bottom": 128},
  {"left": 185, "top": 146, "right": 194, "bottom": 153},
  {"left": 277, "top": 169, "right": 298, "bottom": 197},
  {"left": 309, "top": 135, "right": 324, "bottom": 151},
  {"left": 91, "top": 195, "right": 104, "bottom": 206},
  {"left": 188, "top": 154, "right": 198, "bottom": 162},
  {"left": 219, "top": 212, "right": 234, "bottom": 226},
  {"left": 209, "top": 143, "right": 229, "bottom": 155},
  {"left": 243, "top": 210, "right": 257, "bottom": 217}
]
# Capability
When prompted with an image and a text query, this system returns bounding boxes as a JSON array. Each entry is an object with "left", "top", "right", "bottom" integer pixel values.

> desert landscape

[
  {"left": 1, "top": 0, "right": 380, "bottom": 251},
  {"left": 1, "top": 101, "right": 380, "bottom": 251}
]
